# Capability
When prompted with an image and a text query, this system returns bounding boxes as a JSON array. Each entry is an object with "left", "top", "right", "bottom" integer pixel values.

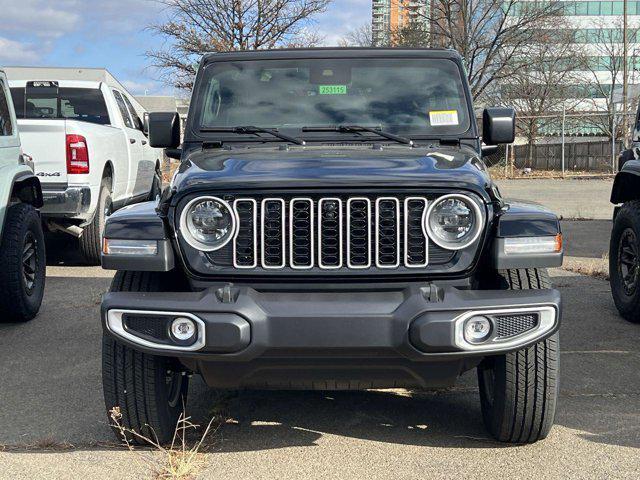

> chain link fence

[{"left": 482, "top": 111, "right": 635, "bottom": 177}]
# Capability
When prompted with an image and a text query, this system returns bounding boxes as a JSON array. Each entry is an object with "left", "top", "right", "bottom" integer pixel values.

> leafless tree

[
  {"left": 582, "top": 18, "right": 640, "bottom": 143},
  {"left": 339, "top": 23, "right": 373, "bottom": 47},
  {"left": 148, "top": 0, "right": 331, "bottom": 89},
  {"left": 416, "top": 0, "right": 564, "bottom": 101},
  {"left": 499, "top": 29, "right": 588, "bottom": 166},
  {"left": 391, "top": 19, "right": 430, "bottom": 48}
]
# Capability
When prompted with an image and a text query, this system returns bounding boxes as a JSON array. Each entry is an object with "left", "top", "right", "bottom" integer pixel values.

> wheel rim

[
  {"left": 618, "top": 227, "right": 639, "bottom": 296},
  {"left": 166, "top": 369, "right": 184, "bottom": 408},
  {"left": 22, "top": 231, "right": 38, "bottom": 295}
]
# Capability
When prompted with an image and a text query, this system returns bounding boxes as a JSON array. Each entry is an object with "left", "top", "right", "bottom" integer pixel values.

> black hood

[{"left": 171, "top": 144, "right": 495, "bottom": 200}]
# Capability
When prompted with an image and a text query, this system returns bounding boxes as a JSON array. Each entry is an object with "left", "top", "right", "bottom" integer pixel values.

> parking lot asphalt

[
  {"left": 496, "top": 178, "right": 614, "bottom": 220},
  {"left": 0, "top": 225, "right": 638, "bottom": 479},
  {"left": 562, "top": 220, "right": 611, "bottom": 259}
]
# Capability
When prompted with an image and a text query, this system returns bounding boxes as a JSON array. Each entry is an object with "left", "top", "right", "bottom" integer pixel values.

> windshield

[
  {"left": 195, "top": 57, "right": 472, "bottom": 138},
  {"left": 11, "top": 86, "right": 110, "bottom": 125}
]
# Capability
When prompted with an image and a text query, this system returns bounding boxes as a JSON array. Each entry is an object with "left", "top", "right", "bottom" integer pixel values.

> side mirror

[
  {"left": 148, "top": 112, "right": 181, "bottom": 148},
  {"left": 483, "top": 107, "right": 515, "bottom": 145},
  {"left": 142, "top": 112, "right": 150, "bottom": 136}
]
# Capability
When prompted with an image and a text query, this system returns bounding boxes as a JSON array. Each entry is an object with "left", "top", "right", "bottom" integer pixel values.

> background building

[
  {"left": 372, "top": 0, "right": 430, "bottom": 46},
  {"left": 506, "top": 1, "right": 640, "bottom": 132}
]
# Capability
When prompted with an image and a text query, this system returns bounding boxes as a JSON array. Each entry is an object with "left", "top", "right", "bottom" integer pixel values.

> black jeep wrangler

[
  {"left": 100, "top": 49, "right": 563, "bottom": 444},
  {"left": 609, "top": 113, "right": 640, "bottom": 322}
]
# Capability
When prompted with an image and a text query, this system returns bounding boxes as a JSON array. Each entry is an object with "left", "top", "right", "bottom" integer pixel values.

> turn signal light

[
  {"left": 66, "top": 134, "right": 89, "bottom": 174},
  {"left": 503, "top": 234, "right": 563, "bottom": 255},
  {"left": 103, "top": 238, "right": 158, "bottom": 256}
]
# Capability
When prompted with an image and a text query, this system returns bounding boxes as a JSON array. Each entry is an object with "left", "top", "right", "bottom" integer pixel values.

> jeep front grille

[{"left": 221, "top": 194, "right": 449, "bottom": 271}]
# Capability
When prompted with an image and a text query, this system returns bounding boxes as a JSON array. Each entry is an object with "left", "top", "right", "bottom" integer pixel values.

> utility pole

[
  {"left": 623, "top": 0, "right": 629, "bottom": 148},
  {"left": 561, "top": 104, "right": 566, "bottom": 177}
]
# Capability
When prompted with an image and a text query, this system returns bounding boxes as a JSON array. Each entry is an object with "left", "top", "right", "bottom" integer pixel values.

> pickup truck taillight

[{"left": 66, "top": 134, "right": 89, "bottom": 174}]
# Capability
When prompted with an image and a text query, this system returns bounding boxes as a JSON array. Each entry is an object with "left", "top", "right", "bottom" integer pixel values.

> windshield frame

[{"left": 185, "top": 49, "right": 478, "bottom": 145}]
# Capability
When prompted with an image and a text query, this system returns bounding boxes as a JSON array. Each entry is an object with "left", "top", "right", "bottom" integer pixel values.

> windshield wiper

[
  {"left": 302, "top": 125, "right": 414, "bottom": 146},
  {"left": 200, "top": 126, "right": 306, "bottom": 146}
]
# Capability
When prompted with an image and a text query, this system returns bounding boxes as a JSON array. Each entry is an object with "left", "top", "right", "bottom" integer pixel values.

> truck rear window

[{"left": 10, "top": 87, "right": 110, "bottom": 125}]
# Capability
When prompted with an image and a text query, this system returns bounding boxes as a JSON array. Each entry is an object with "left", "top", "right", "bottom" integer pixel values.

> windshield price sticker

[
  {"left": 429, "top": 110, "right": 459, "bottom": 126},
  {"left": 319, "top": 85, "right": 347, "bottom": 95}
]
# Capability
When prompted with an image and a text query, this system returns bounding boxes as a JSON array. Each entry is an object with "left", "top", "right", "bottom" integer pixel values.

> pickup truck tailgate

[{"left": 17, "top": 119, "right": 68, "bottom": 185}]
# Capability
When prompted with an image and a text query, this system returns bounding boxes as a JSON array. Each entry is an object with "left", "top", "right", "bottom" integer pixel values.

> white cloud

[
  {"left": 122, "top": 79, "right": 159, "bottom": 95},
  {"left": 0, "top": 0, "right": 163, "bottom": 40},
  {"left": 0, "top": 0, "right": 80, "bottom": 39},
  {"left": 316, "top": 0, "right": 372, "bottom": 46},
  {"left": 0, "top": 36, "right": 41, "bottom": 63}
]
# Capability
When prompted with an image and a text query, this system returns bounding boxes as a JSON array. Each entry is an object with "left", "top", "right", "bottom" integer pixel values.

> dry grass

[
  {"left": 109, "top": 407, "right": 219, "bottom": 480},
  {"left": 0, "top": 437, "right": 75, "bottom": 452},
  {"left": 562, "top": 255, "right": 610, "bottom": 280}
]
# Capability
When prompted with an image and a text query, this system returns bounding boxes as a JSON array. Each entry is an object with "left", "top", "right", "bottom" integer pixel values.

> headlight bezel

[
  {"left": 424, "top": 193, "right": 485, "bottom": 251},
  {"left": 179, "top": 196, "right": 237, "bottom": 252}
]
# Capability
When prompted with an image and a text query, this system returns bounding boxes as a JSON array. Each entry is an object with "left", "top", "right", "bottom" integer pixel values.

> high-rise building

[
  {"left": 372, "top": 1, "right": 430, "bottom": 46},
  {"left": 507, "top": 1, "right": 640, "bottom": 120}
]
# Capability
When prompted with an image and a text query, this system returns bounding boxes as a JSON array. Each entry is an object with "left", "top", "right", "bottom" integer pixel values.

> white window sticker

[{"left": 429, "top": 110, "right": 459, "bottom": 126}]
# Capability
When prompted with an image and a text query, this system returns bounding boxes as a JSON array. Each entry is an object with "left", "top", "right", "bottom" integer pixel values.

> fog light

[
  {"left": 464, "top": 316, "right": 492, "bottom": 343},
  {"left": 171, "top": 317, "right": 197, "bottom": 341}
]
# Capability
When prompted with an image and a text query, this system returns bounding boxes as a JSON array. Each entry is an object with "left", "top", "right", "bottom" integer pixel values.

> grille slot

[
  {"left": 318, "top": 198, "right": 343, "bottom": 269},
  {"left": 375, "top": 197, "right": 400, "bottom": 268},
  {"left": 290, "top": 198, "right": 314, "bottom": 269},
  {"left": 233, "top": 199, "right": 257, "bottom": 268},
  {"left": 347, "top": 198, "right": 372, "bottom": 269},
  {"left": 494, "top": 313, "right": 539, "bottom": 338},
  {"left": 261, "top": 198, "right": 286, "bottom": 269},
  {"left": 404, "top": 197, "right": 428, "bottom": 267}
]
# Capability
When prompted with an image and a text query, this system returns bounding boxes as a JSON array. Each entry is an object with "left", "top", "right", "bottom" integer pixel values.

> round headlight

[
  {"left": 425, "top": 194, "right": 484, "bottom": 250},
  {"left": 180, "top": 196, "right": 236, "bottom": 251}
]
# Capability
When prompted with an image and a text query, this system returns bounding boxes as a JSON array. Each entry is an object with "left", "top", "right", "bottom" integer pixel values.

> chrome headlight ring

[
  {"left": 179, "top": 196, "right": 237, "bottom": 252},
  {"left": 424, "top": 193, "right": 485, "bottom": 251}
]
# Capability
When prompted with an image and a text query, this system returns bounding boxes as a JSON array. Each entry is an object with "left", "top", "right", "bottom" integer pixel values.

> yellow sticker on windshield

[{"left": 429, "top": 110, "right": 459, "bottom": 126}]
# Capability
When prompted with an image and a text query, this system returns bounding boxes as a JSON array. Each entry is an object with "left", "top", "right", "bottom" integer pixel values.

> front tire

[
  {"left": 79, "top": 181, "right": 112, "bottom": 265},
  {"left": 0, "top": 203, "right": 46, "bottom": 322},
  {"left": 610, "top": 201, "right": 640, "bottom": 323},
  {"left": 478, "top": 268, "right": 559, "bottom": 443},
  {"left": 102, "top": 271, "right": 189, "bottom": 445}
]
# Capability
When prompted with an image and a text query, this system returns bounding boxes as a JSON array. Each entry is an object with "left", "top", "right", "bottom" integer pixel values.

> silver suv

[{"left": 0, "top": 69, "right": 45, "bottom": 322}]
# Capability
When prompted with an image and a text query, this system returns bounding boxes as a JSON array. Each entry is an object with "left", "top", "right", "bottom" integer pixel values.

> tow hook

[
  {"left": 421, "top": 283, "right": 444, "bottom": 303},
  {"left": 216, "top": 284, "right": 236, "bottom": 304}
]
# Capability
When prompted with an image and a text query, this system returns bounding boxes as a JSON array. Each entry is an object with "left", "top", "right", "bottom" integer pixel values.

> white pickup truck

[{"left": 4, "top": 67, "right": 163, "bottom": 264}]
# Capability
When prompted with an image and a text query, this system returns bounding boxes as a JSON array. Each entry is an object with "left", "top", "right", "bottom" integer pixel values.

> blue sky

[{"left": 0, "top": 0, "right": 371, "bottom": 96}]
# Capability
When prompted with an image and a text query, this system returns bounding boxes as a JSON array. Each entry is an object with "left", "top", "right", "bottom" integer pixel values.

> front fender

[
  {"left": 491, "top": 201, "right": 563, "bottom": 269},
  {"left": 102, "top": 201, "right": 175, "bottom": 271},
  {"left": 611, "top": 158, "right": 640, "bottom": 204},
  {"left": 0, "top": 164, "right": 43, "bottom": 237}
]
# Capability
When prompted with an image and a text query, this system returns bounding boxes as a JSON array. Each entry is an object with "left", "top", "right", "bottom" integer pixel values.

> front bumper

[
  {"left": 102, "top": 284, "right": 561, "bottom": 362},
  {"left": 41, "top": 186, "right": 92, "bottom": 219}
]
